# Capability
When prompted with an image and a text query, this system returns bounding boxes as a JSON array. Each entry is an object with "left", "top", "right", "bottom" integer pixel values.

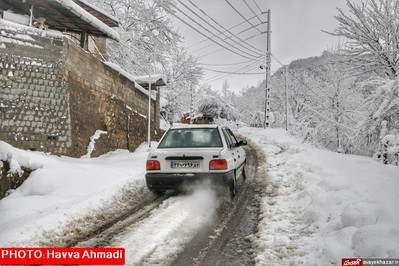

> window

[
  {"left": 158, "top": 128, "right": 223, "bottom": 148},
  {"left": 222, "top": 128, "right": 238, "bottom": 149}
]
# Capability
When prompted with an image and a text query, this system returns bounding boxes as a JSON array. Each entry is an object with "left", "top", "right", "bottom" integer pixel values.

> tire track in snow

[
  {"left": 37, "top": 183, "right": 165, "bottom": 247},
  {"left": 172, "top": 141, "right": 268, "bottom": 265},
  {"left": 75, "top": 194, "right": 173, "bottom": 248},
  {"left": 111, "top": 187, "right": 221, "bottom": 265}
]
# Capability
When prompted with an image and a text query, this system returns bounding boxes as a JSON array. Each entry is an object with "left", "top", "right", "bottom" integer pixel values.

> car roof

[{"left": 169, "top": 124, "right": 220, "bottom": 129}]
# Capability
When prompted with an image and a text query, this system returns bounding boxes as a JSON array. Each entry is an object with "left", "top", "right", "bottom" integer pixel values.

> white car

[{"left": 145, "top": 124, "right": 247, "bottom": 198}]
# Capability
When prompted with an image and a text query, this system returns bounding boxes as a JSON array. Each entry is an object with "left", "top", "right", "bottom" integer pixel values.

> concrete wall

[{"left": 0, "top": 24, "right": 161, "bottom": 157}]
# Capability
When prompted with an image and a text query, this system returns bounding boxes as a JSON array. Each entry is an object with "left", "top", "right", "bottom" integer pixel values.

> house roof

[
  {"left": 0, "top": 0, "right": 120, "bottom": 41},
  {"left": 134, "top": 74, "right": 167, "bottom": 87}
]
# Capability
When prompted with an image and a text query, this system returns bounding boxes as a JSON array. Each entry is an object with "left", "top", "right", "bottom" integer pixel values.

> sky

[
  {"left": 170, "top": 0, "right": 356, "bottom": 94},
  {"left": 1, "top": 126, "right": 398, "bottom": 264}
]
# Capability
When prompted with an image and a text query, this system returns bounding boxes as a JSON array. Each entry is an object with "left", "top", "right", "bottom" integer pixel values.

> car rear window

[{"left": 158, "top": 128, "right": 223, "bottom": 148}]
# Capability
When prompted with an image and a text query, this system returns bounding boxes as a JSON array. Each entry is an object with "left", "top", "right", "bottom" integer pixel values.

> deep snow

[
  {"left": 238, "top": 127, "right": 399, "bottom": 265},
  {"left": 0, "top": 127, "right": 398, "bottom": 265}
]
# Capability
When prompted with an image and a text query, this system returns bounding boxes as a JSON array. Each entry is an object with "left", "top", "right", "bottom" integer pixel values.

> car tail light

[
  {"left": 146, "top": 160, "right": 161, "bottom": 170},
  {"left": 209, "top": 159, "right": 227, "bottom": 170}
]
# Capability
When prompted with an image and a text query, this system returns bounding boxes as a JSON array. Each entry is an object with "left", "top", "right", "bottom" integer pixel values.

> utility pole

[
  {"left": 190, "top": 85, "right": 194, "bottom": 124},
  {"left": 264, "top": 9, "right": 271, "bottom": 128},
  {"left": 285, "top": 65, "right": 289, "bottom": 131},
  {"left": 147, "top": 58, "right": 152, "bottom": 148}
]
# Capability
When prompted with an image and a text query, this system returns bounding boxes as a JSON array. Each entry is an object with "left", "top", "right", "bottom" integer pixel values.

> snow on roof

[
  {"left": 76, "top": 0, "right": 119, "bottom": 27},
  {"left": 0, "top": 19, "right": 65, "bottom": 40},
  {"left": 104, "top": 61, "right": 156, "bottom": 101},
  {"left": 0, "top": 0, "right": 120, "bottom": 41},
  {"left": 134, "top": 74, "right": 166, "bottom": 86},
  {"left": 55, "top": 0, "right": 120, "bottom": 41}
]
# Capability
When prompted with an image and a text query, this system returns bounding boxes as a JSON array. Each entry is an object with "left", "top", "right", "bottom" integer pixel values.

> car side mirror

[{"left": 238, "top": 140, "right": 247, "bottom": 146}]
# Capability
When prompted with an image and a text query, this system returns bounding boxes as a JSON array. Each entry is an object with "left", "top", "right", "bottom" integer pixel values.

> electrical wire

[
  {"left": 195, "top": 31, "right": 266, "bottom": 59},
  {"left": 270, "top": 53, "right": 284, "bottom": 67},
  {"left": 252, "top": 0, "right": 263, "bottom": 14},
  {"left": 243, "top": 0, "right": 263, "bottom": 23},
  {"left": 157, "top": 1, "right": 259, "bottom": 59},
  {"left": 202, "top": 68, "right": 266, "bottom": 75},
  {"left": 199, "top": 58, "right": 256, "bottom": 66},
  {"left": 225, "top": 0, "right": 262, "bottom": 33},
  {"left": 168, "top": 1, "right": 260, "bottom": 59},
  {"left": 176, "top": 0, "right": 262, "bottom": 57},
  {"left": 202, "top": 57, "right": 265, "bottom": 83},
  {"left": 185, "top": 0, "right": 265, "bottom": 54},
  {"left": 187, "top": 13, "right": 261, "bottom": 50}
]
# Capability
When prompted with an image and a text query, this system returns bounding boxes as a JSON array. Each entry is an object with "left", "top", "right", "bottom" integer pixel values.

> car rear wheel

[
  {"left": 229, "top": 175, "right": 236, "bottom": 199},
  {"left": 151, "top": 189, "right": 165, "bottom": 197}
]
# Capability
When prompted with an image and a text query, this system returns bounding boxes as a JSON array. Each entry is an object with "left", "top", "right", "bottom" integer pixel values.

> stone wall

[
  {"left": 0, "top": 160, "right": 32, "bottom": 199},
  {"left": 0, "top": 24, "right": 161, "bottom": 157},
  {"left": 0, "top": 25, "right": 71, "bottom": 154}
]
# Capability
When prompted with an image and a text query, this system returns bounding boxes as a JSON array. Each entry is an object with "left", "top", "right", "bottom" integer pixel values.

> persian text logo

[{"left": 342, "top": 258, "right": 363, "bottom": 266}]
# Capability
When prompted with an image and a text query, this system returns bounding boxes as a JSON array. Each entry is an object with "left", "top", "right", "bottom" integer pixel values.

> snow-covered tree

[
  {"left": 194, "top": 85, "right": 239, "bottom": 122},
  {"left": 355, "top": 78, "right": 399, "bottom": 162},
  {"left": 87, "top": 0, "right": 180, "bottom": 74},
  {"left": 236, "top": 83, "right": 265, "bottom": 126},
  {"left": 328, "top": 0, "right": 399, "bottom": 164},
  {"left": 327, "top": 0, "right": 399, "bottom": 78},
  {"left": 222, "top": 80, "right": 230, "bottom": 98},
  {"left": 162, "top": 47, "right": 203, "bottom": 123},
  {"left": 269, "top": 54, "right": 362, "bottom": 153}
]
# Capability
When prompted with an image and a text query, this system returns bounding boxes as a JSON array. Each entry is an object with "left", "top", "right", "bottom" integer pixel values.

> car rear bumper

[{"left": 145, "top": 171, "right": 234, "bottom": 191}]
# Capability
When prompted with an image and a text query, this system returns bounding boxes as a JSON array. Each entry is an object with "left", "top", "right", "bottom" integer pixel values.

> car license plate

[{"left": 170, "top": 161, "right": 200, "bottom": 169}]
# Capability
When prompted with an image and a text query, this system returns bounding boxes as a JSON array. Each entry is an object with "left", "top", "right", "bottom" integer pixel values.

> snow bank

[
  {"left": 239, "top": 127, "right": 399, "bottom": 264},
  {"left": 0, "top": 141, "right": 148, "bottom": 246}
]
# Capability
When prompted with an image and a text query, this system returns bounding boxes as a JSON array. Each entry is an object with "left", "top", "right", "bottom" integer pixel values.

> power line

[
  {"left": 243, "top": 0, "right": 263, "bottom": 23},
  {"left": 300, "top": 102, "right": 355, "bottom": 131},
  {"left": 202, "top": 57, "right": 264, "bottom": 83},
  {"left": 270, "top": 53, "right": 284, "bottom": 67},
  {"left": 270, "top": 52, "right": 328, "bottom": 103},
  {"left": 187, "top": 13, "right": 262, "bottom": 50},
  {"left": 166, "top": 1, "right": 260, "bottom": 59},
  {"left": 202, "top": 61, "right": 261, "bottom": 83},
  {"left": 202, "top": 68, "right": 266, "bottom": 75},
  {"left": 177, "top": 0, "right": 262, "bottom": 57},
  {"left": 185, "top": 0, "right": 265, "bottom": 54},
  {"left": 225, "top": 0, "right": 262, "bottom": 33},
  {"left": 199, "top": 58, "right": 255, "bottom": 66},
  {"left": 252, "top": 0, "right": 263, "bottom": 14},
  {"left": 195, "top": 31, "right": 266, "bottom": 59}
]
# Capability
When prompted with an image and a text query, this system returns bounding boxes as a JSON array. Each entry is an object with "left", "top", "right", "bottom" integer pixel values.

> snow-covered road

[{"left": 1, "top": 127, "right": 398, "bottom": 265}]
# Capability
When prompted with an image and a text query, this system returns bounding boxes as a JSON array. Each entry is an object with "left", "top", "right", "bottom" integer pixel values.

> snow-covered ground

[
  {"left": 1, "top": 127, "right": 398, "bottom": 265},
  {"left": 238, "top": 127, "right": 399, "bottom": 265},
  {"left": 0, "top": 141, "right": 149, "bottom": 246}
]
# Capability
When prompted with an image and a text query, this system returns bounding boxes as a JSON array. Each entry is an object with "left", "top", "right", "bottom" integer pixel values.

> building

[{"left": 0, "top": 0, "right": 164, "bottom": 157}]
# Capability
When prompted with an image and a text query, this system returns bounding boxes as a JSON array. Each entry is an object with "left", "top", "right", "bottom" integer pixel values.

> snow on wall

[
  {"left": 103, "top": 61, "right": 158, "bottom": 101},
  {"left": 81, "top": 130, "right": 108, "bottom": 158}
]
